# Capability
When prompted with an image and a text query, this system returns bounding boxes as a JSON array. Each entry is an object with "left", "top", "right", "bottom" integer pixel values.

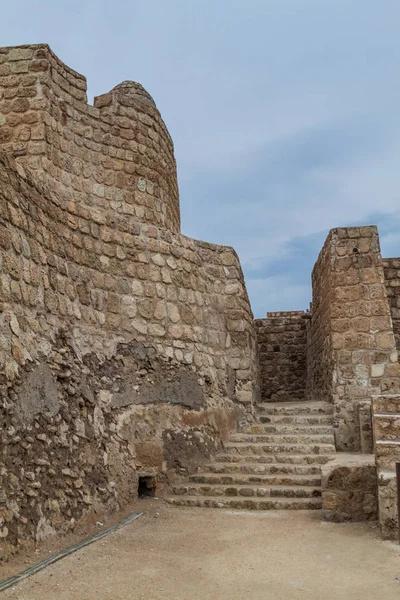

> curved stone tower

[
  {"left": 0, "top": 44, "right": 180, "bottom": 233},
  {"left": 0, "top": 44, "right": 259, "bottom": 558},
  {"left": 93, "top": 80, "right": 180, "bottom": 232}
]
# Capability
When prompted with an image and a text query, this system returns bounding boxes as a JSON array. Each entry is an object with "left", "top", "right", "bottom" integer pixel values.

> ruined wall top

[
  {"left": 94, "top": 81, "right": 157, "bottom": 109},
  {"left": 266, "top": 310, "right": 305, "bottom": 319},
  {"left": 0, "top": 44, "right": 180, "bottom": 232}
]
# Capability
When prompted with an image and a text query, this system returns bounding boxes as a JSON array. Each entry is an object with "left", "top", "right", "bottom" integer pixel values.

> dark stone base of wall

[{"left": 0, "top": 336, "right": 241, "bottom": 561}]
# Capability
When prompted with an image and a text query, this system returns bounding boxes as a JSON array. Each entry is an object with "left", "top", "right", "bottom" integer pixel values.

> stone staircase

[{"left": 166, "top": 401, "right": 335, "bottom": 510}]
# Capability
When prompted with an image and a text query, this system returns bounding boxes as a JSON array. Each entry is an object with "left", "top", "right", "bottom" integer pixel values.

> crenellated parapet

[{"left": 0, "top": 44, "right": 180, "bottom": 233}]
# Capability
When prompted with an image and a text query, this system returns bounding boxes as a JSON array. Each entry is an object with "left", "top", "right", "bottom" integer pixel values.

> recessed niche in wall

[{"left": 138, "top": 476, "right": 156, "bottom": 498}]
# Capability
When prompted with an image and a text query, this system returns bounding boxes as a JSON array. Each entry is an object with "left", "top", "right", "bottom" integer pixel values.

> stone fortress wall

[
  {"left": 0, "top": 44, "right": 259, "bottom": 558},
  {"left": 2, "top": 43, "right": 400, "bottom": 555},
  {"left": 306, "top": 226, "right": 400, "bottom": 541},
  {"left": 257, "top": 228, "right": 400, "bottom": 445},
  {"left": 255, "top": 227, "right": 400, "bottom": 539},
  {"left": 306, "top": 232, "right": 335, "bottom": 407},
  {"left": 306, "top": 226, "right": 400, "bottom": 452},
  {"left": 254, "top": 311, "right": 307, "bottom": 402},
  {"left": 383, "top": 258, "right": 400, "bottom": 351},
  {"left": 0, "top": 44, "right": 180, "bottom": 233}
]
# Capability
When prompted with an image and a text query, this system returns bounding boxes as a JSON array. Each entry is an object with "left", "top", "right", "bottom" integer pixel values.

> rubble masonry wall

[
  {"left": 0, "top": 44, "right": 259, "bottom": 558},
  {"left": 307, "top": 226, "right": 399, "bottom": 451},
  {"left": 0, "top": 43, "right": 180, "bottom": 233},
  {"left": 383, "top": 257, "right": 400, "bottom": 351},
  {"left": 255, "top": 311, "right": 307, "bottom": 402}
]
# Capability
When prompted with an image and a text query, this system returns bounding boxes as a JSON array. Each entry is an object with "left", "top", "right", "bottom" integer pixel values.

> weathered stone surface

[
  {"left": 383, "top": 258, "right": 400, "bottom": 351},
  {"left": 306, "top": 226, "right": 399, "bottom": 452},
  {"left": 0, "top": 43, "right": 259, "bottom": 559},
  {"left": 166, "top": 400, "right": 334, "bottom": 509},
  {"left": 255, "top": 312, "right": 306, "bottom": 402},
  {"left": 321, "top": 454, "right": 378, "bottom": 522},
  {"left": 15, "top": 363, "right": 59, "bottom": 424},
  {"left": 135, "top": 442, "right": 164, "bottom": 470},
  {"left": 358, "top": 401, "right": 373, "bottom": 454},
  {"left": 111, "top": 360, "right": 206, "bottom": 410},
  {"left": 372, "top": 395, "right": 400, "bottom": 539},
  {"left": 2, "top": 42, "right": 400, "bottom": 555},
  {"left": 376, "top": 471, "right": 398, "bottom": 540}
]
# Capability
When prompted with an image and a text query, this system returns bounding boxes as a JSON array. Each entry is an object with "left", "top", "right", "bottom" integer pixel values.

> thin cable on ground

[{"left": 0, "top": 511, "right": 143, "bottom": 593}]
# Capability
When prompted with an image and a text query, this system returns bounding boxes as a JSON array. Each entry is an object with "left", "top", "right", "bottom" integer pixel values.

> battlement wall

[
  {"left": 0, "top": 45, "right": 259, "bottom": 558},
  {"left": 0, "top": 44, "right": 180, "bottom": 233},
  {"left": 306, "top": 226, "right": 399, "bottom": 451}
]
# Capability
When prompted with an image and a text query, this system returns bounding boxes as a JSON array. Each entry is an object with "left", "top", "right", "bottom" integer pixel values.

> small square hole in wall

[
  {"left": 138, "top": 476, "right": 156, "bottom": 498},
  {"left": 273, "top": 345, "right": 280, "bottom": 352}
]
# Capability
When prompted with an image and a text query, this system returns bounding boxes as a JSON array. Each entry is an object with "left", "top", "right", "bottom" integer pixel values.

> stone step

[
  {"left": 165, "top": 496, "right": 322, "bottom": 510},
  {"left": 229, "top": 433, "right": 334, "bottom": 445},
  {"left": 203, "top": 462, "right": 323, "bottom": 475},
  {"left": 257, "top": 401, "right": 333, "bottom": 416},
  {"left": 244, "top": 424, "right": 333, "bottom": 435},
  {"left": 257, "top": 415, "right": 333, "bottom": 425},
  {"left": 223, "top": 442, "right": 336, "bottom": 455},
  {"left": 216, "top": 453, "right": 333, "bottom": 465},
  {"left": 188, "top": 473, "right": 321, "bottom": 486},
  {"left": 172, "top": 483, "right": 322, "bottom": 499}
]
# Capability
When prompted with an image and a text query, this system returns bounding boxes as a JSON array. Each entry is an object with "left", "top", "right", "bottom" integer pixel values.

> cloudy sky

[{"left": 3, "top": 1, "right": 400, "bottom": 317}]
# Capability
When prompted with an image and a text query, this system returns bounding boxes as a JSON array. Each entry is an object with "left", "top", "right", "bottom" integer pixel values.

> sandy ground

[{"left": 1, "top": 500, "right": 400, "bottom": 600}]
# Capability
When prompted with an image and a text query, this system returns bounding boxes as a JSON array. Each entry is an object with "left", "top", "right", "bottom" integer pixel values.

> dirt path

[{"left": 2, "top": 501, "right": 399, "bottom": 600}]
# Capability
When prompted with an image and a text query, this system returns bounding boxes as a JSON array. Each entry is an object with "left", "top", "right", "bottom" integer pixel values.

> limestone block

[
  {"left": 321, "top": 454, "right": 378, "bottom": 522},
  {"left": 377, "top": 472, "right": 398, "bottom": 540},
  {"left": 358, "top": 401, "right": 373, "bottom": 454}
]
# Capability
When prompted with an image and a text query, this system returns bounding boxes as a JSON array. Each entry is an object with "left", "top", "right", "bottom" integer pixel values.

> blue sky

[{"left": 3, "top": 0, "right": 400, "bottom": 317}]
